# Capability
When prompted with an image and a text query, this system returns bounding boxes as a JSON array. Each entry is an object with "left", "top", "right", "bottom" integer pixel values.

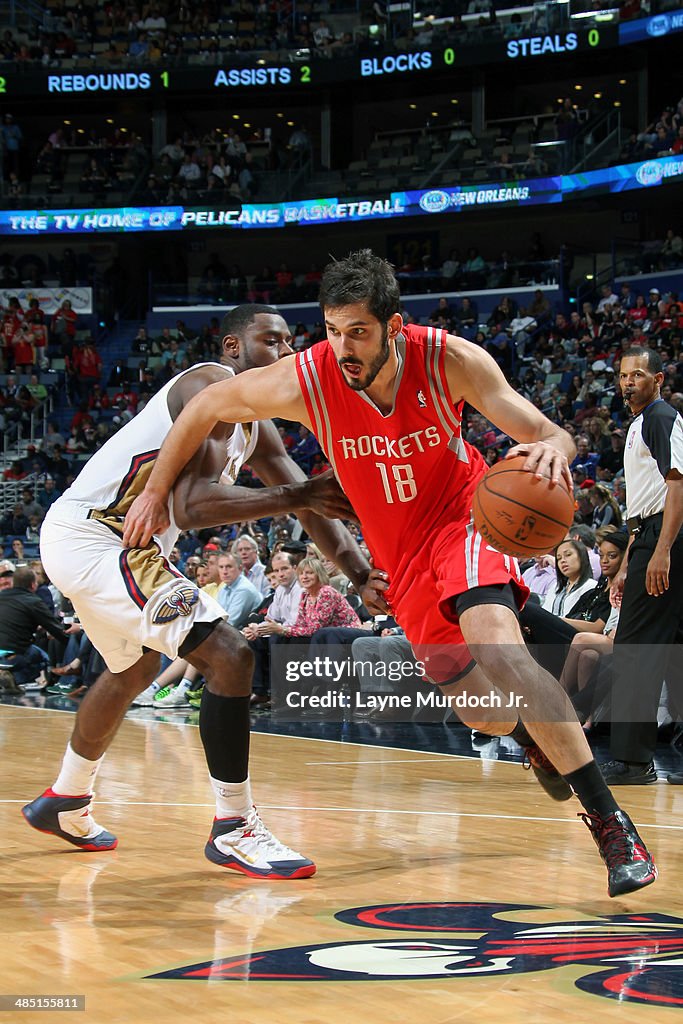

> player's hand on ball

[
  {"left": 123, "top": 491, "right": 171, "bottom": 548},
  {"left": 506, "top": 441, "right": 573, "bottom": 493},
  {"left": 474, "top": 454, "right": 574, "bottom": 557}
]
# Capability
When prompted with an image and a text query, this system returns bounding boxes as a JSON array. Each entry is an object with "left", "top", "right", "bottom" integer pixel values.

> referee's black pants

[{"left": 610, "top": 518, "right": 683, "bottom": 764}]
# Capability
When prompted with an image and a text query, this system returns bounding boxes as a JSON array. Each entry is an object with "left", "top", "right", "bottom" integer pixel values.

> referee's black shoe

[
  {"left": 580, "top": 810, "right": 658, "bottom": 897},
  {"left": 599, "top": 759, "right": 657, "bottom": 785},
  {"left": 667, "top": 772, "right": 683, "bottom": 784}
]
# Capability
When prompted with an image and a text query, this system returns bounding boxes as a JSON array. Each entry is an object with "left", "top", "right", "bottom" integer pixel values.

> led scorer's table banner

[{"left": 2, "top": 155, "right": 682, "bottom": 236}]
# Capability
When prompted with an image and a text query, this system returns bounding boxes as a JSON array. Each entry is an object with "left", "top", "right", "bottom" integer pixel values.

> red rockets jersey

[{"left": 295, "top": 324, "right": 487, "bottom": 581}]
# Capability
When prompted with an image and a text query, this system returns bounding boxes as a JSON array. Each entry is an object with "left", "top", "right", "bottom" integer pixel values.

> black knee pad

[
  {"left": 455, "top": 583, "right": 520, "bottom": 618},
  {"left": 178, "top": 618, "right": 222, "bottom": 658}
]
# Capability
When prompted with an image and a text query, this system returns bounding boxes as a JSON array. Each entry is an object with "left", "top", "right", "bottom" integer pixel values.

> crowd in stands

[
  {"left": 1, "top": 229, "right": 682, "bottom": 434},
  {"left": 0, "top": 0, "right": 653, "bottom": 75},
  {"left": 4, "top": 113, "right": 316, "bottom": 207},
  {"left": 5, "top": 90, "right": 680, "bottom": 212},
  {"left": 621, "top": 102, "right": 683, "bottom": 163},
  {"left": 0, "top": 290, "right": 89, "bottom": 441},
  {"left": 160, "top": 229, "right": 681, "bottom": 304},
  {"left": 3, "top": 17, "right": 681, "bottom": 209}
]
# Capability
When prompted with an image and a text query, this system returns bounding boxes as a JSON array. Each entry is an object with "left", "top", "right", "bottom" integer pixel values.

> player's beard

[{"left": 339, "top": 324, "right": 391, "bottom": 392}]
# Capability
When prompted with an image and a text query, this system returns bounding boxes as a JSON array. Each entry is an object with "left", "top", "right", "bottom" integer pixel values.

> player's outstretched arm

[
  {"left": 444, "top": 336, "right": 576, "bottom": 490},
  {"left": 123, "top": 359, "right": 303, "bottom": 547},
  {"left": 175, "top": 417, "right": 356, "bottom": 534},
  {"left": 248, "top": 419, "right": 370, "bottom": 588}
]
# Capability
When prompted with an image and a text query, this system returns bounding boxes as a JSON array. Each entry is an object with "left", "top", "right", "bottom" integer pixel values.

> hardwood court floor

[{"left": 1, "top": 703, "right": 683, "bottom": 1024}]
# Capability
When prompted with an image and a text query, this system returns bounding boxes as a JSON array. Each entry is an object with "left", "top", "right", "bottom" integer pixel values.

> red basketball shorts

[{"left": 387, "top": 512, "right": 529, "bottom": 685}]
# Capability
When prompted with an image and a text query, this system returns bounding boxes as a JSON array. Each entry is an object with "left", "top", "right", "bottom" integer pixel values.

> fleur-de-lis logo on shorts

[{"left": 153, "top": 585, "right": 200, "bottom": 624}]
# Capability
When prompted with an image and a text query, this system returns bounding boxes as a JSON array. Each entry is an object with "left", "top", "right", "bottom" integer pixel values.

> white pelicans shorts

[{"left": 40, "top": 501, "right": 226, "bottom": 674}]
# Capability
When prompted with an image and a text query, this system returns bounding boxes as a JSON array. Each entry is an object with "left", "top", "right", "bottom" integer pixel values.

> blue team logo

[
  {"left": 636, "top": 161, "right": 665, "bottom": 187},
  {"left": 647, "top": 14, "right": 671, "bottom": 36},
  {"left": 419, "top": 189, "right": 451, "bottom": 213},
  {"left": 145, "top": 901, "right": 683, "bottom": 1006},
  {"left": 152, "top": 584, "right": 199, "bottom": 623}
]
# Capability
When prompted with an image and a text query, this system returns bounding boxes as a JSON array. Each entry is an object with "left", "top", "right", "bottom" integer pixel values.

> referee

[{"left": 600, "top": 347, "right": 683, "bottom": 785}]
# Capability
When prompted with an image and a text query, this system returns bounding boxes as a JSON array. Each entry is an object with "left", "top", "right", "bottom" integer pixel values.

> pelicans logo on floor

[{"left": 146, "top": 902, "right": 683, "bottom": 1007}]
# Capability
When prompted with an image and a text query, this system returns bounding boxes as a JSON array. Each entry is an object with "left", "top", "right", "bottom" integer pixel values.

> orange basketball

[{"left": 472, "top": 455, "right": 575, "bottom": 558}]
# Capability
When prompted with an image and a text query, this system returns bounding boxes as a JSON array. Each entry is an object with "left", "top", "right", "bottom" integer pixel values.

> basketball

[{"left": 473, "top": 455, "right": 575, "bottom": 558}]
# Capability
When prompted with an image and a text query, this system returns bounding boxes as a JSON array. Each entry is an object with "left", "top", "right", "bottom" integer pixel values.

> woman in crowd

[
  {"left": 291, "top": 322, "right": 310, "bottom": 351},
  {"left": 267, "top": 558, "right": 361, "bottom": 638},
  {"left": 11, "top": 537, "right": 25, "bottom": 562},
  {"left": 487, "top": 295, "right": 518, "bottom": 330},
  {"left": 65, "top": 425, "right": 88, "bottom": 455},
  {"left": 194, "top": 560, "right": 211, "bottom": 587},
  {"left": 542, "top": 539, "right": 597, "bottom": 617},
  {"left": 521, "top": 532, "right": 627, "bottom": 680},
  {"left": 565, "top": 373, "right": 583, "bottom": 409},
  {"left": 558, "top": 532, "right": 629, "bottom": 727},
  {"left": 626, "top": 293, "right": 649, "bottom": 327},
  {"left": 561, "top": 531, "right": 628, "bottom": 634},
  {"left": 553, "top": 392, "right": 575, "bottom": 428},
  {"left": 587, "top": 482, "right": 623, "bottom": 530},
  {"left": 29, "top": 559, "right": 55, "bottom": 614},
  {"left": 586, "top": 415, "right": 612, "bottom": 455}
]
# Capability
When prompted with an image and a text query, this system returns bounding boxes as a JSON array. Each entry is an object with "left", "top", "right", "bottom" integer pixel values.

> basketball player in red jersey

[{"left": 125, "top": 251, "right": 656, "bottom": 898}]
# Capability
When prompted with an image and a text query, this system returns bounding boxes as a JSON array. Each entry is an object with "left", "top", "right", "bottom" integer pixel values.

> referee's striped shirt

[{"left": 624, "top": 399, "right": 683, "bottom": 520}]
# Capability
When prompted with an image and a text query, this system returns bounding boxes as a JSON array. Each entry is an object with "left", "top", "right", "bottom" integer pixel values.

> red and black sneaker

[
  {"left": 523, "top": 744, "right": 573, "bottom": 802},
  {"left": 580, "top": 809, "right": 657, "bottom": 897}
]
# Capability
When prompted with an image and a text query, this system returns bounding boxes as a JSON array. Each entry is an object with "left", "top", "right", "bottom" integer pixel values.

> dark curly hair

[{"left": 318, "top": 249, "right": 401, "bottom": 325}]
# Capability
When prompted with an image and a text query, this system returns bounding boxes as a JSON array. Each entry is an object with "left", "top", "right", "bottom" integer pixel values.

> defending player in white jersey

[{"left": 23, "top": 304, "right": 374, "bottom": 879}]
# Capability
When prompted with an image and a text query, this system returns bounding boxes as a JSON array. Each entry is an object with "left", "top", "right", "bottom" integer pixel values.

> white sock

[
  {"left": 53, "top": 743, "right": 103, "bottom": 797},
  {"left": 176, "top": 677, "right": 194, "bottom": 694},
  {"left": 210, "top": 775, "right": 252, "bottom": 820}
]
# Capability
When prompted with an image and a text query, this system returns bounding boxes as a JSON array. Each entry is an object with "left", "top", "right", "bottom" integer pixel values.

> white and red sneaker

[
  {"left": 205, "top": 806, "right": 315, "bottom": 879},
  {"left": 22, "top": 789, "right": 118, "bottom": 851}
]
